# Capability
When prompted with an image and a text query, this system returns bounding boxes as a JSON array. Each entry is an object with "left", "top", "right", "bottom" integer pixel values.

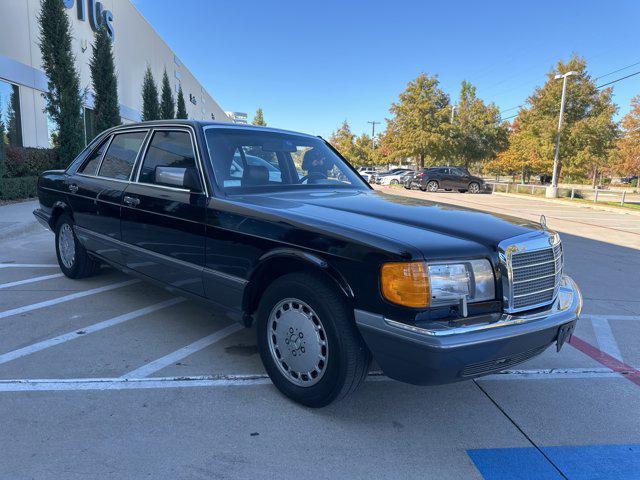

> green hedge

[
  {"left": 5, "top": 146, "right": 61, "bottom": 178},
  {"left": 0, "top": 176, "right": 39, "bottom": 200}
]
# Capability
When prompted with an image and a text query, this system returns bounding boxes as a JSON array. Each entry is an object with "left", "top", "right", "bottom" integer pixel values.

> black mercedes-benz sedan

[{"left": 34, "top": 121, "right": 581, "bottom": 407}]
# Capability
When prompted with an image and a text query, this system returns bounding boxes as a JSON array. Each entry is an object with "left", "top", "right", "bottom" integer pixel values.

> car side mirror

[{"left": 155, "top": 166, "right": 202, "bottom": 191}]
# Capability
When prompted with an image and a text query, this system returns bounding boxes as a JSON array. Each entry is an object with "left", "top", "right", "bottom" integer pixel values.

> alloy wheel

[{"left": 58, "top": 223, "right": 76, "bottom": 269}]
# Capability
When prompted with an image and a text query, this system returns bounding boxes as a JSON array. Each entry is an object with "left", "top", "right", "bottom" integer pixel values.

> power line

[
  {"left": 595, "top": 60, "right": 640, "bottom": 81},
  {"left": 596, "top": 69, "right": 640, "bottom": 88}
]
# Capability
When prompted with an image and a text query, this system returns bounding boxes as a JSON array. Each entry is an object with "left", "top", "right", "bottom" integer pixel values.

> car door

[
  {"left": 69, "top": 130, "right": 148, "bottom": 265},
  {"left": 449, "top": 168, "right": 467, "bottom": 189},
  {"left": 120, "top": 127, "right": 208, "bottom": 297}
]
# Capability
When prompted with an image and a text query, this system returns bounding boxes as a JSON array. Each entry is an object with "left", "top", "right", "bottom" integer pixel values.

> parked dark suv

[
  {"left": 409, "top": 166, "right": 486, "bottom": 193},
  {"left": 33, "top": 121, "right": 580, "bottom": 407}
]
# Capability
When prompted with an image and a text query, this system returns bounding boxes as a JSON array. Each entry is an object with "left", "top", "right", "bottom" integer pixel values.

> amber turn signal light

[{"left": 380, "top": 262, "right": 430, "bottom": 308}]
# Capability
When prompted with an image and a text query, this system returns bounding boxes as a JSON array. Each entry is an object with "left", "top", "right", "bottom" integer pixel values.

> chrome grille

[{"left": 501, "top": 234, "right": 563, "bottom": 313}]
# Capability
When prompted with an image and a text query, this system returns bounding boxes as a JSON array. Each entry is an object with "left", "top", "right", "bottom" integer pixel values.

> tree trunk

[
  {"left": 419, "top": 154, "right": 425, "bottom": 169},
  {"left": 592, "top": 167, "right": 598, "bottom": 188}
]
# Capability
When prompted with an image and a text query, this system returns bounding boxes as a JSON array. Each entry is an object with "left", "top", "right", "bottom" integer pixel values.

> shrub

[
  {"left": 0, "top": 176, "right": 39, "bottom": 200},
  {"left": 4, "top": 146, "right": 60, "bottom": 178}
]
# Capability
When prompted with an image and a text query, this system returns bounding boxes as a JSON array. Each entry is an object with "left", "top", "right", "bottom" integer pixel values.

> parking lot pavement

[{"left": 1, "top": 197, "right": 639, "bottom": 479}]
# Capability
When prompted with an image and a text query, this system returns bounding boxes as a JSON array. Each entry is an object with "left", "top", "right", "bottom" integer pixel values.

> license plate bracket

[{"left": 556, "top": 322, "right": 575, "bottom": 352}]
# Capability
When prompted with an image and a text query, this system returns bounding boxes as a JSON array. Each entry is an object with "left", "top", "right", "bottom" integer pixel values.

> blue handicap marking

[{"left": 468, "top": 444, "right": 640, "bottom": 480}]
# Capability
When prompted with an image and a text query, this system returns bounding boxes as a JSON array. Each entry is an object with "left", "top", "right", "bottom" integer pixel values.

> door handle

[
  {"left": 68, "top": 184, "right": 79, "bottom": 193},
  {"left": 123, "top": 195, "right": 140, "bottom": 207}
]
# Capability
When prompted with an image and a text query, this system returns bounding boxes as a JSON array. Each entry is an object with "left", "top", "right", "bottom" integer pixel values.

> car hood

[{"left": 227, "top": 189, "right": 544, "bottom": 260}]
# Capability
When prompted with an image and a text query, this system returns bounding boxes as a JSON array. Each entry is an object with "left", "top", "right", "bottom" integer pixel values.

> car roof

[{"left": 105, "top": 120, "right": 319, "bottom": 140}]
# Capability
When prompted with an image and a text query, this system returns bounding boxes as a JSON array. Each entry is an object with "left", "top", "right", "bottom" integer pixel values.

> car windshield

[{"left": 205, "top": 128, "right": 368, "bottom": 193}]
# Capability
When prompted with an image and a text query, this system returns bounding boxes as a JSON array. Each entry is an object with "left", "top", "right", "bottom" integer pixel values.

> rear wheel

[
  {"left": 55, "top": 214, "right": 100, "bottom": 279},
  {"left": 427, "top": 180, "right": 439, "bottom": 192},
  {"left": 390, "top": 179, "right": 399, "bottom": 185},
  {"left": 468, "top": 182, "right": 480, "bottom": 194},
  {"left": 256, "top": 272, "right": 371, "bottom": 407}
]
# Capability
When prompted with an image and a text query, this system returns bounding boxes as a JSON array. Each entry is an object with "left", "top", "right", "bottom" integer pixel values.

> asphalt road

[{"left": 0, "top": 194, "right": 639, "bottom": 479}]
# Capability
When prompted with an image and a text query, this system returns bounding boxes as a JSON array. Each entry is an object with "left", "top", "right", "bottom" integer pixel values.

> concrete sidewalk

[{"left": 0, "top": 199, "right": 43, "bottom": 240}]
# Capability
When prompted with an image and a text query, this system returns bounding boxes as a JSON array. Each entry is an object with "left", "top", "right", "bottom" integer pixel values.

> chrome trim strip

[
  {"left": 384, "top": 276, "right": 581, "bottom": 337},
  {"left": 74, "top": 226, "right": 247, "bottom": 285}
]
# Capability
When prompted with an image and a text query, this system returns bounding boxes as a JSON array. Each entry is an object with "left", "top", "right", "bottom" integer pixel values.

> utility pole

[
  {"left": 547, "top": 71, "right": 578, "bottom": 198},
  {"left": 367, "top": 121, "right": 380, "bottom": 145}
]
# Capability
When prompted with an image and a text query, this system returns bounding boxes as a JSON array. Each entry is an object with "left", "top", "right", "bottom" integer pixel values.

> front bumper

[{"left": 355, "top": 275, "right": 582, "bottom": 385}]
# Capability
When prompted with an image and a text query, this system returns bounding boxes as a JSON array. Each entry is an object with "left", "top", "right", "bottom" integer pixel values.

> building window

[
  {"left": 174, "top": 55, "right": 182, "bottom": 68},
  {"left": 84, "top": 107, "right": 97, "bottom": 145},
  {"left": 175, "top": 69, "right": 181, "bottom": 81},
  {"left": 0, "top": 80, "right": 23, "bottom": 147}
]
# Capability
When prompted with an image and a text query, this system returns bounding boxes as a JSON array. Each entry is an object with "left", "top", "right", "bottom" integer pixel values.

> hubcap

[
  {"left": 267, "top": 298, "right": 328, "bottom": 387},
  {"left": 428, "top": 181, "right": 438, "bottom": 192},
  {"left": 470, "top": 183, "right": 479, "bottom": 193},
  {"left": 58, "top": 223, "right": 76, "bottom": 269}
]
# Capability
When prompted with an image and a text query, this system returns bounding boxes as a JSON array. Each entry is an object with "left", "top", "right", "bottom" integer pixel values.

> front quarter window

[{"left": 204, "top": 128, "right": 367, "bottom": 193}]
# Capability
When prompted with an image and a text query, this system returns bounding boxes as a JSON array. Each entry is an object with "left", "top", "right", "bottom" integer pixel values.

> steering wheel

[{"left": 298, "top": 171, "right": 328, "bottom": 184}]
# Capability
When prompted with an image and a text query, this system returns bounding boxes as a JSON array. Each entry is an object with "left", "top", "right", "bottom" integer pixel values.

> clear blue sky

[{"left": 133, "top": 0, "right": 640, "bottom": 138}]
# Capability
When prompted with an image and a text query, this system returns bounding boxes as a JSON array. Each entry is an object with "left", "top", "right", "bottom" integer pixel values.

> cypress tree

[
  {"left": 90, "top": 23, "right": 120, "bottom": 134},
  {"left": 252, "top": 108, "right": 267, "bottom": 126},
  {"left": 38, "top": 0, "right": 85, "bottom": 160},
  {"left": 141, "top": 66, "right": 160, "bottom": 121},
  {"left": 0, "top": 113, "right": 6, "bottom": 180},
  {"left": 176, "top": 85, "right": 188, "bottom": 119},
  {"left": 160, "top": 68, "right": 175, "bottom": 119}
]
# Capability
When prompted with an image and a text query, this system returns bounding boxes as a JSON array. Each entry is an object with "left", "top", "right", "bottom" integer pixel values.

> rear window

[
  {"left": 98, "top": 131, "right": 147, "bottom": 180},
  {"left": 79, "top": 137, "right": 110, "bottom": 176}
]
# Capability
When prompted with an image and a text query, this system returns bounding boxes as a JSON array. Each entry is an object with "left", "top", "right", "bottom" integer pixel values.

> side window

[
  {"left": 138, "top": 130, "right": 197, "bottom": 186},
  {"left": 78, "top": 137, "right": 110, "bottom": 176},
  {"left": 98, "top": 131, "right": 147, "bottom": 180}
]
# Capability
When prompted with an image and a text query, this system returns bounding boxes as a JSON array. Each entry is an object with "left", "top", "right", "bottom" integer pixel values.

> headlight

[
  {"left": 381, "top": 260, "right": 495, "bottom": 308},
  {"left": 428, "top": 260, "right": 495, "bottom": 305}
]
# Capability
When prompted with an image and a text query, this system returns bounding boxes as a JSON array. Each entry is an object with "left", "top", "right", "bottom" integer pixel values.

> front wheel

[
  {"left": 468, "top": 182, "right": 481, "bottom": 194},
  {"left": 256, "top": 272, "right": 371, "bottom": 407},
  {"left": 55, "top": 214, "right": 100, "bottom": 279},
  {"left": 390, "top": 179, "right": 399, "bottom": 185}
]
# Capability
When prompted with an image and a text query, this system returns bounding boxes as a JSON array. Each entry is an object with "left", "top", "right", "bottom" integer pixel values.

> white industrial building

[{"left": 0, "top": 0, "right": 231, "bottom": 149}]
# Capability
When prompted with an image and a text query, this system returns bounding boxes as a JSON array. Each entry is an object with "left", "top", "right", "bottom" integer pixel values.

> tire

[
  {"left": 458, "top": 189, "right": 467, "bottom": 193},
  {"left": 55, "top": 214, "right": 100, "bottom": 279},
  {"left": 468, "top": 182, "right": 480, "bottom": 194},
  {"left": 390, "top": 179, "right": 399, "bottom": 185},
  {"left": 426, "top": 180, "right": 439, "bottom": 192},
  {"left": 256, "top": 272, "right": 371, "bottom": 407}
]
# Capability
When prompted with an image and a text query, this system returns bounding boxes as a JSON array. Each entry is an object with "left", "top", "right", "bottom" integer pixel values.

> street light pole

[{"left": 548, "top": 71, "right": 578, "bottom": 198}]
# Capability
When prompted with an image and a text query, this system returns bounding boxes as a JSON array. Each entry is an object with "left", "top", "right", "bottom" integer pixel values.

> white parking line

[
  {"left": 591, "top": 319, "right": 624, "bottom": 361},
  {"left": 0, "top": 273, "right": 64, "bottom": 290},
  {"left": 122, "top": 323, "right": 243, "bottom": 378},
  {"left": 0, "top": 279, "right": 139, "bottom": 320},
  {"left": 583, "top": 314, "right": 640, "bottom": 322},
  {"left": 0, "top": 367, "right": 629, "bottom": 392},
  {"left": 0, "top": 298, "right": 185, "bottom": 365},
  {"left": 0, "top": 264, "right": 59, "bottom": 269}
]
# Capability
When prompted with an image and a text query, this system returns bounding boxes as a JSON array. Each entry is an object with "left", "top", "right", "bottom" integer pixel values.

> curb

[{"left": 491, "top": 191, "right": 640, "bottom": 217}]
